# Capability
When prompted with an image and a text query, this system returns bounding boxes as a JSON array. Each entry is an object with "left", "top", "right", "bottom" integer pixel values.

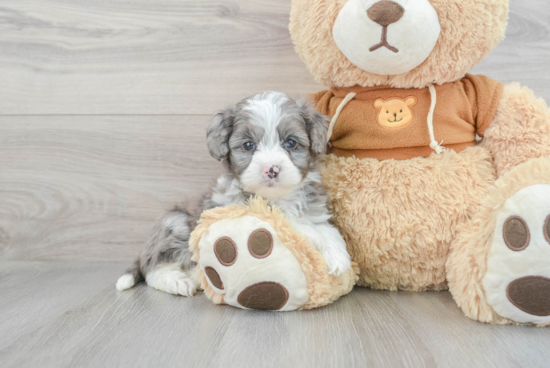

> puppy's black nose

[
  {"left": 267, "top": 166, "right": 279, "bottom": 179},
  {"left": 367, "top": 1, "right": 404, "bottom": 27}
]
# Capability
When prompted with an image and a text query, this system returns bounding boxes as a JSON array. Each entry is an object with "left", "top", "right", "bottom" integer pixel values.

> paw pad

[
  {"left": 503, "top": 216, "right": 530, "bottom": 251},
  {"left": 248, "top": 229, "right": 273, "bottom": 259},
  {"left": 214, "top": 237, "right": 237, "bottom": 266},
  {"left": 507, "top": 276, "right": 550, "bottom": 317},
  {"left": 237, "top": 282, "right": 289, "bottom": 310},
  {"left": 205, "top": 267, "right": 224, "bottom": 290}
]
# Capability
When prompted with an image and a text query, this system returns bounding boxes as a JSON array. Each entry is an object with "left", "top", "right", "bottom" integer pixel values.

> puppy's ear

[
  {"left": 207, "top": 106, "right": 237, "bottom": 161},
  {"left": 296, "top": 97, "right": 329, "bottom": 154}
]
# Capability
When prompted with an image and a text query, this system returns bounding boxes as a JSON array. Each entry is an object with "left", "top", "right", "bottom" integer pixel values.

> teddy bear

[{"left": 289, "top": 0, "right": 550, "bottom": 325}]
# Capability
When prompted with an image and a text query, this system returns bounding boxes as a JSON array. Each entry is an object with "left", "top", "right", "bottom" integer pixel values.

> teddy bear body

[
  {"left": 290, "top": 0, "right": 550, "bottom": 324},
  {"left": 322, "top": 145, "right": 495, "bottom": 291},
  {"left": 310, "top": 74, "right": 505, "bottom": 291}
]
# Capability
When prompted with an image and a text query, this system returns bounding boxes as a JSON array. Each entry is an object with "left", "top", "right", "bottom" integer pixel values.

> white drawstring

[
  {"left": 326, "top": 92, "right": 356, "bottom": 146},
  {"left": 427, "top": 83, "right": 445, "bottom": 154}
]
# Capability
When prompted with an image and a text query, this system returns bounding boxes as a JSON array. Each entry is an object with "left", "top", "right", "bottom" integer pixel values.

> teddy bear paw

[
  {"left": 483, "top": 184, "right": 550, "bottom": 324},
  {"left": 197, "top": 216, "right": 309, "bottom": 311}
]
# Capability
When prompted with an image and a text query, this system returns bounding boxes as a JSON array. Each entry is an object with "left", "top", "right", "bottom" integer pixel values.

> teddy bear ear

[
  {"left": 295, "top": 97, "right": 329, "bottom": 155},
  {"left": 206, "top": 105, "right": 237, "bottom": 161},
  {"left": 405, "top": 97, "right": 418, "bottom": 106},
  {"left": 374, "top": 99, "right": 385, "bottom": 108}
]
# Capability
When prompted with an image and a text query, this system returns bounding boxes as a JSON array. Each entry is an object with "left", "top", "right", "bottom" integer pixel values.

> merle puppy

[{"left": 116, "top": 92, "right": 351, "bottom": 296}]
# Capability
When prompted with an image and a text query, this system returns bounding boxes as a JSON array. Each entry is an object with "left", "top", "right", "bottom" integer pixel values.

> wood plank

[
  {"left": 0, "top": 0, "right": 321, "bottom": 115},
  {"left": 2, "top": 261, "right": 550, "bottom": 368},
  {"left": 390, "top": 292, "right": 550, "bottom": 368},
  {"left": 0, "top": 116, "right": 221, "bottom": 261},
  {"left": 471, "top": 0, "right": 550, "bottom": 101},
  {"left": 0, "top": 261, "right": 126, "bottom": 351},
  {"left": 0, "top": 0, "right": 548, "bottom": 115}
]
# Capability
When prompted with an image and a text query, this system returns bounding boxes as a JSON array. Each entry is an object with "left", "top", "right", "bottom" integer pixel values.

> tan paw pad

[
  {"left": 214, "top": 237, "right": 237, "bottom": 266},
  {"left": 248, "top": 229, "right": 273, "bottom": 259},
  {"left": 507, "top": 276, "right": 550, "bottom": 317},
  {"left": 237, "top": 282, "right": 289, "bottom": 310},
  {"left": 205, "top": 266, "right": 224, "bottom": 290},
  {"left": 503, "top": 216, "right": 530, "bottom": 251}
]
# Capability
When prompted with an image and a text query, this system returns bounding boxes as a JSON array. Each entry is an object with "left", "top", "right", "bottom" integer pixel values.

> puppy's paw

[
  {"left": 322, "top": 247, "right": 352, "bottom": 276},
  {"left": 155, "top": 272, "right": 197, "bottom": 297},
  {"left": 169, "top": 273, "right": 197, "bottom": 297},
  {"left": 146, "top": 264, "right": 197, "bottom": 297},
  {"left": 291, "top": 223, "right": 351, "bottom": 276}
]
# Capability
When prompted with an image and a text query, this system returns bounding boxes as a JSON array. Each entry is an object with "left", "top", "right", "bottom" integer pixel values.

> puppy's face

[{"left": 207, "top": 92, "right": 328, "bottom": 199}]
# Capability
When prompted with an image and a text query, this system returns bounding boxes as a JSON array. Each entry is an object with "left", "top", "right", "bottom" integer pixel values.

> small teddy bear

[
  {"left": 373, "top": 96, "right": 417, "bottom": 129},
  {"left": 290, "top": 0, "right": 550, "bottom": 325}
]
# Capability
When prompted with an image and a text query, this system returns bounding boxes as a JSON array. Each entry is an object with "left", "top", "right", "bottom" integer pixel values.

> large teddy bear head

[{"left": 290, "top": 0, "right": 509, "bottom": 89}]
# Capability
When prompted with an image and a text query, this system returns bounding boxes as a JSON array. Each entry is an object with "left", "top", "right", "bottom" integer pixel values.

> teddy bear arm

[
  {"left": 307, "top": 90, "right": 332, "bottom": 117},
  {"left": 481, "top": 83, "right": 550, "bottom": 177}
]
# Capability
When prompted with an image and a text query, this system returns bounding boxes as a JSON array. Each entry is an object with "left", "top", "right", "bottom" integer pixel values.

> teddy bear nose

[{"left": 367, "top": 0, "right": 405, "bottom": 27}]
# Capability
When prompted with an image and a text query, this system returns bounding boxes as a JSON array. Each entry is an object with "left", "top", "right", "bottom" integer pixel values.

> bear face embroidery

[{"left": 373, "top": 96, "right": 418, "bottom": 129}]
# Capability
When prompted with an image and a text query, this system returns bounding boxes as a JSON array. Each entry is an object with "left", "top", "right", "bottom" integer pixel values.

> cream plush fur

[{"left": 290, "top": 0, "right": 550, "bottom": 324}]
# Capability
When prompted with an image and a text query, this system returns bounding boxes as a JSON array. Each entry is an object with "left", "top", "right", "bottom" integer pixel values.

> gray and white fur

[{"left": 116, "top": 92, "right": 351, "bottom": 296}]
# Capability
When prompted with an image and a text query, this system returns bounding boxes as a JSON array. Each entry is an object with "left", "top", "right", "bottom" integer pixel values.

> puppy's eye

[
  {"left": 284, "top": 138, "right": 297, "bottom": 149},
  {"left": 243, "top": 142, "right": 255, "bottom": 151}
]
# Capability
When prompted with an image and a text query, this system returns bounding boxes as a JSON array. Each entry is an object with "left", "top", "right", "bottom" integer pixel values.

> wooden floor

[{"left": 1, "top": 1, "right": 550, "bottom": 367}]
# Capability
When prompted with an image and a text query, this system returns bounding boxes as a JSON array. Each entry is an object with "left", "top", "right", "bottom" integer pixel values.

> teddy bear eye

[{"left": 386, "top": 111, "right": 389, "bottom": 113}]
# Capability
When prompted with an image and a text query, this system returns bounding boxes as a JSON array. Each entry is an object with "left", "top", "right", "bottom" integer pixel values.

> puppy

[{"left": 116, "top": 91, "right": 351, "bottom": 296}]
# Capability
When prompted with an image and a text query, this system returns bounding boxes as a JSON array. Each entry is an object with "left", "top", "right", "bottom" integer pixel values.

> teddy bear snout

[{"left": 367, "top": 0, "right": 405, "bottom": 27}]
